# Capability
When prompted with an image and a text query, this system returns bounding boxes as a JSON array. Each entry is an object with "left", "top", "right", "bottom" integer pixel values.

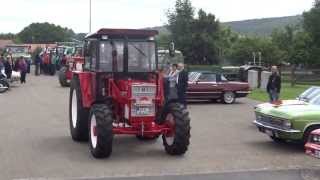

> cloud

[{"left": 0, "top": 0, "right": 314, "bottom": 33}]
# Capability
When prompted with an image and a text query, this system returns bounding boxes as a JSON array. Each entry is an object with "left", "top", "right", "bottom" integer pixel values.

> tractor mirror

[
  {"left": 169, "top": 42, "right": 175, "bottom": 57},
  {"left": 84, "top": 41, "right": 90, "bottom": 56}
]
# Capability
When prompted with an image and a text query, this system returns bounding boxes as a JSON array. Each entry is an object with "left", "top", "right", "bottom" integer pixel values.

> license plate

[{"left": 136, "top": 107, "right": 151, "bottom": 116}]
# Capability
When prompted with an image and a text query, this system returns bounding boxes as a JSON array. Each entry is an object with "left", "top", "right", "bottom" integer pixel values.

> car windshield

[
  {"left": 7, "top": 47, "right": 28, "bottom": 53},
  {"left": 188, "top": 72, "right": 201, "bottom": 82},
  {"left": 309, "top": 94, "right": 320, "bottom": 105},
  {"left": 299, "top": 87, "right": 320, "bottom": 102}
]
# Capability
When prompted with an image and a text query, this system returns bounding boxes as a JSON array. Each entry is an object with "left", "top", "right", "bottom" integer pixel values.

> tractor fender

[{"left": 76, "top": 72, "right": 94, "bottom": 108}]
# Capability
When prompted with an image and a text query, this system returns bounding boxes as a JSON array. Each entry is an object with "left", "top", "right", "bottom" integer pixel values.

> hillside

[
  {"left": 148, "top": 15, "right": 303, "bottom": 36},
  {"left": 223, "top": 15, "right": 302, "bottom": 36}
]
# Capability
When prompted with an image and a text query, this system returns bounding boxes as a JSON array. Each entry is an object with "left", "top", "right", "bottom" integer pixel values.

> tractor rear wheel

[
  {"left": 59, "top": 67, "right": 70, "bottom": 87},
  {"left": 89, "top": 104, "right": 113, "bottom": 158},
  {"left": 69, "top": 76, "right": 89, "bottom": 141},
  {"left": 162, "top": 103, "right": 191, "bottom": 155}
]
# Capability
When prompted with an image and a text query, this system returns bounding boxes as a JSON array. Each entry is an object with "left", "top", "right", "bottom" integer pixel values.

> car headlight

[
  {"left": 313, "top": 135, "right": 320, "bottom": 143},
  {"left": 282, "top": 120, "right": 292, "bottom": 128}
]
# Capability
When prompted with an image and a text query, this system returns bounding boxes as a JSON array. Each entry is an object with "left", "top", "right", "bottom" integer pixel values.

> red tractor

[
  {"left": 59, "top": 46, "right": 85, "bottom": 87},
  {"left": 69, "top": 29, "right": 191, "bottom": 158}
]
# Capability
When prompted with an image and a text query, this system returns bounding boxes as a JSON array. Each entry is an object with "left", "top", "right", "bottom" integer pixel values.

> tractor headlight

[{"left": 282, "top": 120, "right": 292, "bottom": 129}]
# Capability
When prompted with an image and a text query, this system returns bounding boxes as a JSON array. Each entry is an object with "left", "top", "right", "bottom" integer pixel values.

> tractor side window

[
  {"left": 128, "top": 42, "right": 156, "bottom": 72},
  {"left": 91, "top": 43, "right": 97, "bottom": 69},
  {"left": 100, "top": 41, "right": 124, "bottom": 72}
]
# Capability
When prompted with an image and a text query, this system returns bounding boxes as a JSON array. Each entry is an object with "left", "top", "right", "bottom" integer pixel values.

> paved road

[{"left": 0, "top": 73, "right": 319, "bottom": 180}]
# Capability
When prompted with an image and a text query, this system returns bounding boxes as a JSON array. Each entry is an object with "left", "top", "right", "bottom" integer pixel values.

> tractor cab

[
  {"left": 69, "top": 29, "right": 190, "bottom": 159},
  {"left": 83, "top": 29, "right": 158, "bottom": 75}
]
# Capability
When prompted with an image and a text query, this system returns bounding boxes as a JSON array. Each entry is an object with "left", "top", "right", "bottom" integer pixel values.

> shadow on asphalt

[
  {"left": 248, "top": 140, "right": 304, "bottom": 154},
  {"left": 38, "top": 135, "right": 178, "bottom": 162},
  {"left": 187, "top": 100, "right": 246, "bottom": 106}
]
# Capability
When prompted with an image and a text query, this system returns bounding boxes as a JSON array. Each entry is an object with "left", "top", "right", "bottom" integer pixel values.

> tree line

[{"left": 164, "top": 0, "right": 320, "bottom": 67}]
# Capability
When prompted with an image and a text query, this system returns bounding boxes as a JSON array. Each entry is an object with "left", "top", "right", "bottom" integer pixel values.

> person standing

[
  {"left": 18, "top": 57, "right": 28, "bottom": 84},
  {"left": 35, "top": 54, "right": 41, "bottom": 76},
  {"left": 267, "top": 66, "right": 281, "bottom": 103},
  {"left": 4, "top": 56, "right": 12, "bottom": 79},
  {"left": 177, "top": 63, "right": 188, "bottom": 108},
  {"left": 167, "top": 64, "right": 179, "bottom": 101}
]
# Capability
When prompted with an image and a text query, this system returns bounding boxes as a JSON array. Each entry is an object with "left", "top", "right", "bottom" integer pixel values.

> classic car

[
  {"left": 253, "top": 86, "right": 320, "bottom": 144},
  {"left": 187, "top": 72, "right": 251, "bottom": 104},
  {"left": 305, "top": 129, "right": 320, "bottom": 159}
]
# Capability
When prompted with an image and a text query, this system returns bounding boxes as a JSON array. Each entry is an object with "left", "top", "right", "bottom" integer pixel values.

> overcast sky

[{"left": 0, "top": 0, "right": 315, "bottom": 34}]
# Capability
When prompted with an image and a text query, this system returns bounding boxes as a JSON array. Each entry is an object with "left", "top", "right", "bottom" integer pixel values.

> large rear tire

[
  {"left": 162, "top": 103, "right": 191, "bottom": 155},
  {"left": 0, "top": 79, "right": 9, "bottom": 93},
  {"left": 69, "top": 75, "right": 89, "bottom": 141},
  {"left": 59, "top": 67, "right": 70, "bottom": 87},
  {"left": 89, "top": 104, "right": 113, "bottom": 158}
]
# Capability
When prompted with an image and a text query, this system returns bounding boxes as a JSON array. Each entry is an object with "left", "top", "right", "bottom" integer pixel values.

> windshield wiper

[{"left": 129, "top": 42, "right": 147, "bottom": 57}]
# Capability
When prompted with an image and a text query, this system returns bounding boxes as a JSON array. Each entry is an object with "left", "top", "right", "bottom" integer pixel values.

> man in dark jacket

[
  {"left": 177, "top": 63, "right": 188, "bottom": 108},
  {"left": 267, "top": 66, "right": 281, "bottom": 102}
]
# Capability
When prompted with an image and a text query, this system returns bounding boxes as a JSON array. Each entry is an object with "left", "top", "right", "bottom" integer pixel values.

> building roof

[
  {"left": 0, "top": 40, "right": 14, "bottom": 49},
  {"left": 86, "top": 28, "right": 159, "bottom": 39}
]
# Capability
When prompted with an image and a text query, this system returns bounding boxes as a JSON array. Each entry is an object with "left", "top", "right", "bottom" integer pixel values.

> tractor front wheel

[
  {"left": 69, "top": 76, "right": 89, "bottom": 141},
  {"left": 162, "top": 103, "right": 191, "bottom": 155},
  {"left": 59, "top": 67, "right": 70, "bottom": 87},
  {"left": 89, "top": 104, "right": 113, "bottom": 158}
]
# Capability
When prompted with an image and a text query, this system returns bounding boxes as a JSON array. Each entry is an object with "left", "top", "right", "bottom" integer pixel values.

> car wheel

[
  {"left": 303, "top": 125, "right": 320, "bottom": 145},
  {"left": 223, "top": 91, "right": 236, "bottom": 104},
  {"left": 0, "top": 80, "right": 9, "bottom": 93}
]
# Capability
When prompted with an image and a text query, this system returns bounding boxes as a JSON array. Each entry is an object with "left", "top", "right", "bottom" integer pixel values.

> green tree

[
  {"left": 167, "top": 1, "right": 221, "bottom": 65},
  {"left": 17, "top": 22, "right": 75, "bottom": 43},
  {"left": 167, "top": 0, "right": 194, "bottom": 64}
]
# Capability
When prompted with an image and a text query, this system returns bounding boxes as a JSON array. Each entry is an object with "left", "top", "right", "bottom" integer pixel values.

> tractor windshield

[
  {"left": 99, "top": 40, "right": 156, "bottom": 72},
  {"left": 128, "top": 41, "right": 156, "bottom": 72}
]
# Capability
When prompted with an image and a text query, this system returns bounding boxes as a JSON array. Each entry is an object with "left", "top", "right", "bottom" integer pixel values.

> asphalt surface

[{"left": 0, "top": 72, "right": 319, "bottom": 180}]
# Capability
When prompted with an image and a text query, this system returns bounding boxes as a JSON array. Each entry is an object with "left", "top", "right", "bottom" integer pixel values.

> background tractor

[
  {"left": 58, "top": 46, "right": 84, "bottom": 87},
  {"left": 69, "top": 28, "right": 191, "bottom": 158}
]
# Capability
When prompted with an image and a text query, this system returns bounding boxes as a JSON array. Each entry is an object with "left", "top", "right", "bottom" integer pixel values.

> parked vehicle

[
  {"left": 305, "top": 129, "right": 320, "bottom": 159},
  {"left": 69, "top": 28, "right": 191, "bottom": 158},
  {"left": 58, "top": 46, "right": 84, "bottom": 87},
  {"left": 0, "top": 70, "right": 9, "bottom": 93},
  {"left": 253, "top": 86, "right": 320, "bottom": 144},
  {"left": 187, "top": 71, "right": 251, "bottom": 104}
]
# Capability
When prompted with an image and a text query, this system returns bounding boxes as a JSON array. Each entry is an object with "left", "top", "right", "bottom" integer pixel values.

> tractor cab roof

[{"left": 86, "top": 28, "right": 158, "bottom": 39}]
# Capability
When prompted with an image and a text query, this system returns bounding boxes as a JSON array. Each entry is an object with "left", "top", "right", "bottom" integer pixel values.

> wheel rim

[
  {"left": 90, "top": 114, "right": 98, "bottom": 149},
  {"left": 165, "top": 113, "right": 175, "bottom": 146},
  {"left": 71, "top": 90, "right": 77, "bottom": 128},
  {"left": 224, "top": 92, "right": 235, "bottom": 103}
]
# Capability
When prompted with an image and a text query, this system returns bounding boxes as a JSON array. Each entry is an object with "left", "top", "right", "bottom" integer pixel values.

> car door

[{"left": 187, "top": 73, "right": 223, "bottom": 99}]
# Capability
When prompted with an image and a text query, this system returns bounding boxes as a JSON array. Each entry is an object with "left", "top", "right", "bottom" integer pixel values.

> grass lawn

[{"left": 248, "top": 83, "right": 312, "bottom": 102}]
